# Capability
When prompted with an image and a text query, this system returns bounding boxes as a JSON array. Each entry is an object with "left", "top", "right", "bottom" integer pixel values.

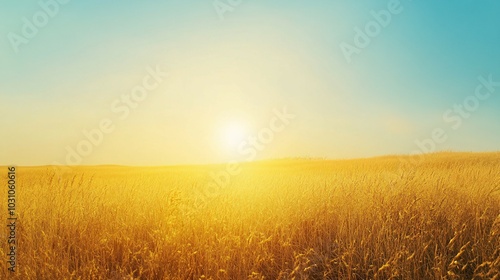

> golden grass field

[{"left": 1, "top": 152, "right": 499, "bottom": 279}]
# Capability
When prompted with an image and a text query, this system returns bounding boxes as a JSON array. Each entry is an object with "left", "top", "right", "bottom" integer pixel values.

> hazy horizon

[{"left": 4, "top": 151, "right": 499, "bottom": 169}]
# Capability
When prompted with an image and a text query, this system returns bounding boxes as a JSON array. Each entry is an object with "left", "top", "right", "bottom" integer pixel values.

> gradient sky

[{"left": 1, "top": 0, "right": 500, "bottom": 166}]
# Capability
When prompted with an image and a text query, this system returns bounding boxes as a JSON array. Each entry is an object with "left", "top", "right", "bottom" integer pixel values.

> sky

[{"left": 0, "top": 0, "right": 499, "bottom": 166}]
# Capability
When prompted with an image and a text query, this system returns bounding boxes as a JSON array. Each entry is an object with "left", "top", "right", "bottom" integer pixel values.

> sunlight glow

[{"left": 221, "top": 122, "right": 248, "bottom": 150}]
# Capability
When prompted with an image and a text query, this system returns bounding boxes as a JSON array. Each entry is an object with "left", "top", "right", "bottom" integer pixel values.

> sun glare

[{"left": 222, "top": 122, "right": 248, "bottom": 149}]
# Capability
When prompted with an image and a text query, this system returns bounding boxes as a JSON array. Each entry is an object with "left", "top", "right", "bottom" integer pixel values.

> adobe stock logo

[
  {"left": 212, "top": 0, "right": 244, "bottom": 20},
  {"left": 340, "top": 0, "right": 411, "bottom": 63},
  {"left": 390, "top": 74, "right": 500, "bottom": 178},
  {"left": 51, "top": 65, "right": 168, "bottom": 179},
  {"left": 7, "top": 0, "right": 71, "bottom": 53}
]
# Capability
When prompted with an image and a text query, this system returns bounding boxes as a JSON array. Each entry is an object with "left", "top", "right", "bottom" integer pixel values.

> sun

[{"left": 221, "top": 121, "right": 248, "bottom": 150}]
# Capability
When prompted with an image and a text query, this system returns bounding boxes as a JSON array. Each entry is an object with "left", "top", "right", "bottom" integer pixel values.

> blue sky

[{"left": 1, "top": 0, "right": 499, "bottom": 165}]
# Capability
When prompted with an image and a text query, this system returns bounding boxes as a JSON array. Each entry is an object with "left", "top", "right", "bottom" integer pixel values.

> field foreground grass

[{"left": 1, "top": 152, "right": 499, "bottom": 279}]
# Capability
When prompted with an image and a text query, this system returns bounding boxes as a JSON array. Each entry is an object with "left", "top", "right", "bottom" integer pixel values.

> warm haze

[{"left": 1, "top": 1, "right": 500, "bottom": 165}]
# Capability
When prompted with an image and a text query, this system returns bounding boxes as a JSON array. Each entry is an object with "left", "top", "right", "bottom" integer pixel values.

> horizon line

[{"left": 4, "top": 151, "right": 499, "bottom": 168}]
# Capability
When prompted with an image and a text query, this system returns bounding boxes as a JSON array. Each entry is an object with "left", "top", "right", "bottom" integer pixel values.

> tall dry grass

[{"left": 0, "top": 152, "right": 499, "bottom": 279}]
